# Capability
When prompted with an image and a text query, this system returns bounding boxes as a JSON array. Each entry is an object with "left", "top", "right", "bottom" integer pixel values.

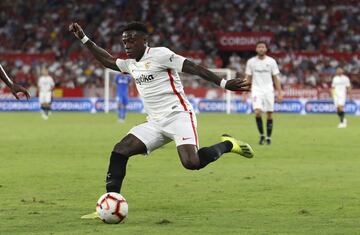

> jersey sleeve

[
  {"left": 245, "top": 60, "right": 252, "bottom": 75},
  {"left": 50, "top": 77, "right": 55, "bottom": 88},
  {"left": 345, "top": 76, "right": 351, "bottom": 87},
  {"left": 116, "top": 59, "right": 131, "bottom": 73},
  {"left": 271, "top": 59, "right": 280, "bottom": 76},
  {"left": 156, "top": 48, "right": 186, "bottom": 72},
  {"left": 331, "top": 77, "right": 336, "bottom": 87}
]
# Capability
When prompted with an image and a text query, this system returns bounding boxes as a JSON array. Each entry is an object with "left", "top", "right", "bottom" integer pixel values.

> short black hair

[
  {"left": 256, "top": 41, "right": 268, "bottom": 48},
  {"left": 122, "top": 21, "right": 148, "bottom": 34}
]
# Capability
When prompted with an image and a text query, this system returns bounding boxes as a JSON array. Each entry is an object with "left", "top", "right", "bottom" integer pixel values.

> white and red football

[{"left": 96, "top": 192, "right": 128, "bottom": 224}]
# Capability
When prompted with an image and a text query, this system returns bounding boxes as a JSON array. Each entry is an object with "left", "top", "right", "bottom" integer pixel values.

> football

[{"left": 96, "top": 192, "right": 128, "bottom": 224}]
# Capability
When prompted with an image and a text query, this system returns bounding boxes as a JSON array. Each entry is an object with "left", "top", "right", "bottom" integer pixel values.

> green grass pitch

[{"left": 0, "top": 112, "right": 359, "bottom": 235}]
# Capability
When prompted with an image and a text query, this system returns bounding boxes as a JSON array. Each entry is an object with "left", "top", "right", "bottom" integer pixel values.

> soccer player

[
  {"left": 244, "top": 41, "right": 283, "bottom": 145},
  {"left": 69, "top": 22, "right": 254, "bottom": 218},
  {"left": 332, "top": 67, "right": 352, "bottom": 128},
  {"left": 0, "top": 64, "right": 30, "bottom": 99},
  {"left": 38, "top": 67, "right": 55, "bottom": 120},
  {"left": 114, "top": 73, "right": 132, "bottom": 123}
]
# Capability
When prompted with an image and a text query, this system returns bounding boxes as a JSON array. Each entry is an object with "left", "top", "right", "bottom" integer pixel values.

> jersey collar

[{"left": 137, "top": 47, "right": 150, "bottom": 62}]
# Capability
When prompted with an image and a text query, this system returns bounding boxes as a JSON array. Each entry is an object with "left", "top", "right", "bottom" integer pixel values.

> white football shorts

[
  {"left": 333, "top": 94, "right": 346, "bottom": 107},
  {"left": 129, "top": 111, "right": 198, "bottom": 154},
  {"left": 251, "top": 91, "right": 275, "bottom": 112},
  {"left": 39, "top": 91, "right": 52, "bottom": 104}
]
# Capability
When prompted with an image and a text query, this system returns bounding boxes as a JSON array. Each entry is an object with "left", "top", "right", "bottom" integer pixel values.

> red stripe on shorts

[{"left": 189, "top": 111, "right": 198, "bottom": 147}]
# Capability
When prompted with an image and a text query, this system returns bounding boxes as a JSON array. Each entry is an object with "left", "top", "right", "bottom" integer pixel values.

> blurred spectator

[{"left": 0, "top": 0, "right": 359, "bottom": 90}]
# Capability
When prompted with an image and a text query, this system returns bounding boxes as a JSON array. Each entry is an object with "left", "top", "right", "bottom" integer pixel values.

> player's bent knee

[
  {"left": 177, "top": 145, "right": 200, "bottom": 170},
  {"left": 113, "top": 143, "right": 131, "bottom": 157},
  {"left": 255, "top": 109, "right": 262, "bottom": 117},
  {"left": 181, "top": 161, "right": 200, "bottom": 170}
]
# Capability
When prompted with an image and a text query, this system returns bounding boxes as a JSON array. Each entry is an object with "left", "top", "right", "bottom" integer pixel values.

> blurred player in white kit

[
  {"left": 244, "top": 41, "right": 283, "bottom": 145},
  {"left": 332, "top": 67, "right": 352, "bottom": 128},
  {"left": 38, "top": 67, "right": 55, "bottom": 120}
]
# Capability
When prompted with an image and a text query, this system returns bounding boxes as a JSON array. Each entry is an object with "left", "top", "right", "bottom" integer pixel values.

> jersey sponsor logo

[
  {"left": 254, "top": 68, "right": 271, "bottom": 73},
  {"left": 135, "top": 74, "right": 154, "bottom": 85}
]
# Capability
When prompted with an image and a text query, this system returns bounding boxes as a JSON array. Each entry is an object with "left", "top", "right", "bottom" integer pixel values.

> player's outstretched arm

[
  {"left": 347, "top": 86, "right": 353, "bottom": 101},
  {"left": 0, "top": 64, "right": 30, "bottom": 100},
  {"left": 69, "top": 23, "right": 119, "bottom": 71},
  {"left": 273, "top": 75, "right": 283, "bottom": 102},
  {"left": 182, "top": 59, "right": 250, "bottom": 91}
]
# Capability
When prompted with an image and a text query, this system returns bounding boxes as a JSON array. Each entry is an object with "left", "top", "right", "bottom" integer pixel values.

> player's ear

[{"left": 144, "top": 37, "right": 148, "bottom": 46}]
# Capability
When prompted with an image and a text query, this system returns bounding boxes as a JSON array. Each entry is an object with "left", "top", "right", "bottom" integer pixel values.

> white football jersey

[
  {"left": 245, "top": 55, "right": 280, "bottom": 93},
  {"left": 38, "top": 75, "right": 55, "bottom": 93},
  {"left": 332, "top": 75, "right": 351, "bottom": 97},
  {"left": 116, "top": 47, "right": 192, "bottom": 121}
]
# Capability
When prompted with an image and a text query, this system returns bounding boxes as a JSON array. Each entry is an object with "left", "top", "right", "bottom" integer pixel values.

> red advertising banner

[
  {"left": 216, "top": 32, "right": 274, "bottom": 51},
  {"left": 0, "top": 53, "right": 56, "bottom": 62}
]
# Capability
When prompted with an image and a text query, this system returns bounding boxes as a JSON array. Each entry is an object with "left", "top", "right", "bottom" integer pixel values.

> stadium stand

[{"left": 0, "top": 0, "right": 359, "bottom": 92}]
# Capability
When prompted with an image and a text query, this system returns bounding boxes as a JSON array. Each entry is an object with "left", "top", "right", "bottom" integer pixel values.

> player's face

[
  {"left": 122, "top": 31, "right": 146, "bottom": 60},
  {"left": 336, "top": 68, "right": 344, "bottom": 75},
  {"left": 42, "top": 68, "right": 48, "bottom": 75},
  {"left": 256, "top": 43, "right": 267, "bottom": 56}
]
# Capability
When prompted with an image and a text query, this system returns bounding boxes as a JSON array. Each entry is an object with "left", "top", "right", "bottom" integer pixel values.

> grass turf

[{"left": 0, "top": 112, "right": 359, "bottom": 235}]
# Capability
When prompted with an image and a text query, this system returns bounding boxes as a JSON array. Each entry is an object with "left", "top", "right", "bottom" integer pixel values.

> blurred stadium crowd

[{"left": 0, "top": 0, "right": 359, "bottom": 92}]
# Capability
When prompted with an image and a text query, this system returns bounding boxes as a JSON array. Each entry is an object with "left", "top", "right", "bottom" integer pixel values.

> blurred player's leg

[
  {"left": 335, "top": 94, "right": 346, "bottom": 128},
  {"left": 40, "top": 105, "right": 48, "bottom": 120},
  {"left": 337, "top": 105, "right": 346, "bottom": 128},
  {"left": 39, "top": 92, "right": 51, "bottom": 120},
  {"left": 255, "top": 110, "right": 265, "bottom": 145},
  {"left": 252, "top": 93, "right": 265, "bottom": 144},
  {"left": 265, "top": 93, "right": 275, "bottom": 144},
  {"left": 117, "top": 103, "right": 125, "bottom": 123},
  {"left": 44, "top": 103, "right": 51, "bottom": 116},
  {"left": 266, "top": 112, "right": 273, "bottom": 145},
  {"left": 117, "top": 95, "right": 127, "bottom": 123}
]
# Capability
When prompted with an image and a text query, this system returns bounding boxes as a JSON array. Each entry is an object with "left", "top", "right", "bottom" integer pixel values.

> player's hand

[
  {"left": 225, "top": 78, "right": 251, "bottom": 91},
  {"left": 69, "top": 22, "right": 85, "bottom": 39},
  {"left": 10, "top": 84, "right": 31, "bottom": 100},
  {"left": 277, "top": 94, "right": 283, "bottom": 102}
]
